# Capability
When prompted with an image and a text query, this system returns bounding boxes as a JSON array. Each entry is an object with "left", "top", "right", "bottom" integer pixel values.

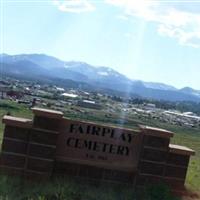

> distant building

[
  {"left": 0, "top": 86, "right": 9, "bottom": 99},
  {"left": 55, "top": 87, "right": 65, "bottom": 92},
  {"left": 183, "top": 112, "right": 196, "bottom": 116},
  {"left": 6, "top": 91, "right": 24, "bottom": 99},
  {"left": 77, "top": 100, "right": 101, "bottom": 110},
  {"left": 144, "top": 103, "right": 156, "bottom": 110},
  {"left": 164, "top": 111, "right": 200, "bottom": 120},
  {"left": 61, "top": 93, "right": 78, "bottom": 99}
]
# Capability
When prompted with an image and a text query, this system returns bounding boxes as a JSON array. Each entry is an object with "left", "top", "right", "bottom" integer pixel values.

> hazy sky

[{"left": 1, "top": 0, "right": 200, "bottom": 90}]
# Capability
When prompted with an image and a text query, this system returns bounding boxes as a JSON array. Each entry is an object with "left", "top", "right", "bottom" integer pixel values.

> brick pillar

[
  {"left": 1, "top": 116, "right": 32, "bottom": 176},
  {"left": 1, "top": 108, "right": 64, "bottom": 180},
  {"left": 24, "top": 108, "right": 63, "bottom": 179},
  {"left": 164, "top": 144, "right": 195, "bottom": 191},
  {"left": 136, "top": 125, "right": 173, "bottom": 186},
  {"left": 136, "top": 125, "right": 195, "bottom": 191}
]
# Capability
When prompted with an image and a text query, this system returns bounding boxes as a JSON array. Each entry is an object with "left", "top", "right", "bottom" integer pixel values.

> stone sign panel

[{"left": 56, "top": 119, "right": 141, "bottom": 171}]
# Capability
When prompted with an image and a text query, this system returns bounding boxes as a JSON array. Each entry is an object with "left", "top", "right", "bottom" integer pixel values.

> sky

[{"left": 1, "top": 0, "right": 200, "bottom": 90}]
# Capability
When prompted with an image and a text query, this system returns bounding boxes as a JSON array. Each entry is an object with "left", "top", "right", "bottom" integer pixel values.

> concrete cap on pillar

[
  {"left": 139, "top": 125, "right": 174, "bottom": 138},
  {"left": 2, "top": 115, "right": 32, "bottom": 128},
  {"left": 32, "top": 107, "right": 64, "bottom": 119},
  {"left": 169, "top": 144, "right": 195, "bottom": 156}
]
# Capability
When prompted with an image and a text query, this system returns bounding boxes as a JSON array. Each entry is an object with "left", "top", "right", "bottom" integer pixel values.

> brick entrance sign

[{"left": 0, "top": 108, "right": 195, "bottom": 190}]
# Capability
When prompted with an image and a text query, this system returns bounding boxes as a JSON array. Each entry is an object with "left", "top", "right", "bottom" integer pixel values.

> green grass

[
  {"left": 0, "top": 175, "right": 179, "bottom": 200},
  {"left": 0, "top": 99, "right": 33, "bottom": 144},
  {"left": 172, "top": 132, "right": 200, "bottom": 191},
  {"left": 0, "top": 176, "right": 132, "bottom": 200},
  {"left": 0, "top": 100, "right": 33, "bottom": 118},
  {"left": 0, "top": 99, "right": 199, "bottom": 198}
]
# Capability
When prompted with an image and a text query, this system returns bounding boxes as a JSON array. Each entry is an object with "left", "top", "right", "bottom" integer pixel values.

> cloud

[
  {"left": 53, "top": 0, "right": 95, "bottom": 13},
  {"left": 158, "top": 24, "right": 200, "bottom": 48},
  {"left": 105, "top": 0, "right": 200, "bottom": 48},
  {"left": 117, "top": 15, "right": 129, "bottom": 21}
]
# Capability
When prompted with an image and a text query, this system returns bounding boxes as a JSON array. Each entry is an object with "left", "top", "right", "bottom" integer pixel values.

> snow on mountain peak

[{"left": 98, "top": 71, "right": 109, "bottom": 76}]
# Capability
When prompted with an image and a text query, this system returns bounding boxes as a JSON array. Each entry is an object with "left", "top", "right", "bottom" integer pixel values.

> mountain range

[{"left": 1, "top": 53, "right": 200, "bottom": 102}]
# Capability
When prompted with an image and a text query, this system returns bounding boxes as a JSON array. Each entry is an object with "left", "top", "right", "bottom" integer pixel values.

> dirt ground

[{"left": 176, "top": 191, "right": 200, "bottom": 200}]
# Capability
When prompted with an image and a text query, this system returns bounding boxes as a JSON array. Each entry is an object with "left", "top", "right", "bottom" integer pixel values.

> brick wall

[{"left": 0, "top": 108, "right": 195, "bottom": 189}]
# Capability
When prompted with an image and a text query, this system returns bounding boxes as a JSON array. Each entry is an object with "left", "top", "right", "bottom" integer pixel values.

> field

[{"left": 0, "top": 99, "right": 199, "bottom": 199}]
